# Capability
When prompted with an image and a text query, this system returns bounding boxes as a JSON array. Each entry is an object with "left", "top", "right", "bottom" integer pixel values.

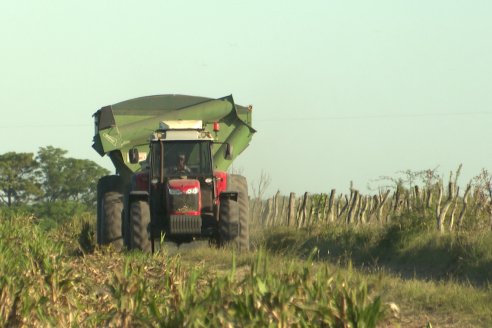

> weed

[{"left": 2, "top": 212, "right": 491, "bottom": 326}]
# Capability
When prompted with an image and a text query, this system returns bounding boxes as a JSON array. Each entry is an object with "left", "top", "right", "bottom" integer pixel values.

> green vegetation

[
  {"left": 0, "top": 147, "right": 109, "bottom": 222},
  {"left": 0, "top": 214, "right": 389, "bottom": 327},
  {"left": 1, "top": 209, "right": 491, "bottom": 326},
  {"left": 259, "top": 213, "right": 492, "bottom": 326},
  {"left": 2, "top": 157, "right": 492, "bottom": 326},
  {"left": 261, "top": 212, "right": 492, "bottom": 286}
]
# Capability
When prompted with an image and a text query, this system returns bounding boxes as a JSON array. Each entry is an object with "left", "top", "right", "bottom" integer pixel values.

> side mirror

[
  {"left": 225, "top": 143, "right": 233, "bottom": 160},
  {"left": 129, "top": 148, "right": 139, "bottom": 164}
]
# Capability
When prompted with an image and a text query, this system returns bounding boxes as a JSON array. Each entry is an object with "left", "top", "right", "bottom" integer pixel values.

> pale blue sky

[{"left": 1, "top": 1, "right": 491, "bottom": 195}]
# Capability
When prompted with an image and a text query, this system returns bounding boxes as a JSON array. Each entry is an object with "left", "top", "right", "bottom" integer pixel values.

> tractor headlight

[{"left": 186, "top": 187, "right": 199, "bottom": 194}]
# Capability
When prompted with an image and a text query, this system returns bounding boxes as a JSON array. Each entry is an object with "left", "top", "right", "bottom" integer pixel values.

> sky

[{"left": 1, "top": 1, "right": 491, "bottom": 196}]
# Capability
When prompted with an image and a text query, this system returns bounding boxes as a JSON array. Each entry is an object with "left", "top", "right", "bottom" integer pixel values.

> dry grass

[{"left": 0, "top": 214, "right": 389, "bottom": 327}]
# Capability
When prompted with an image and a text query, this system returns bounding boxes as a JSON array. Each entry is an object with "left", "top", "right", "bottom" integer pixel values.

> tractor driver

[{"left": 171, "top": 153, "right": 191, "bottom": 175}]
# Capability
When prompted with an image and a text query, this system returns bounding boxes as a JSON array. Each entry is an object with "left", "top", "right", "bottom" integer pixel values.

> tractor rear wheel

[
  {"left": 219, "top": 174, "right": 250, "bottom": 252},
  {"left": 129, "top": 200, "right": 151, "bottom": 252},
  {"left": 219, "top": 196, "right": 239, "bottom": 243},
  {"left": 231, "top": 175, "right": 250, "bottom": 252},
  {"left": 97, "top": 175, "right": 125, "bottom": 250}
]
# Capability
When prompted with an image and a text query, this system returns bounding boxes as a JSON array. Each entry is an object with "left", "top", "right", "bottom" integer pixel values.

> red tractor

[{"left": 93, "top": 95, "right": 255, "bottom": 252}]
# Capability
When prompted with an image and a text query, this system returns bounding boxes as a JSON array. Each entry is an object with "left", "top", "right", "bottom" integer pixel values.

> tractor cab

[
  {"left": 129, "top": 120, "right": 222, "bottom": 242},
  {"left": 150, "top": 139, "right": 213, "bottom": 180}
]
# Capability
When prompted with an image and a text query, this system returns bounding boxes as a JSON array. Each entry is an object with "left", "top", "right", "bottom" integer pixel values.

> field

[{"left": 1, "top": 208, "right": 492, "bottom": 327}]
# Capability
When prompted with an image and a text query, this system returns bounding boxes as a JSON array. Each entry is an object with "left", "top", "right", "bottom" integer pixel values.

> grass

[
  {"left": 259, "top": 213, "right": 492, "bottom": 327},
  {"left": 0, "top": 214, "right": 388, "bottom": 327},
  {"left": 261, "top": 213, "right": 492, "bottom": 286},
  {"left": 1, "top": 210, "right": 492, "bottom": 327}
]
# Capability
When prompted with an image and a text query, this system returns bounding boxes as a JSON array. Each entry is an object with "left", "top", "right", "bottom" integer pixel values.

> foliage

[
  {"left": 0, "top": 204, "right": 36, "bottom": 220},
  {"left": 36, "top": 146, "right": 110, "bottom": 206},
  {"left": 33, "top": 200, "right": 91, "bottom": 224},
  {"left": 0, "top": 215, "right": 389, "bottom": 327},
  {"left": 262, "top": 213, "right": 492, "bottom": 287},
  {"left": 0, "top": 147, "right": 110, "bottom": 223},
  {"left": 370, "top": 167, "right": 441, "bottom": 192},
  {"left": 2, "top": 213, "right": 492, "bottom": 326},
  {"left": 0, "top": 152, "right": 42, "bottom": 207}
]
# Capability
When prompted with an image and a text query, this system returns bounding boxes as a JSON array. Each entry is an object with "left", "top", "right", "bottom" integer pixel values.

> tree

[
  {"left": 62, "top": 157, "right": 110, "bottom": 206},
  {"left": 0, "top": 152, "right": 42, "bottom": 207},
  {"left": 251, "top": 170, "right": 271, "bottom": 200},
  {"left": 36, "top": 146, "right": 110, "bottom": 206},
  {"left": 36, "top": 146, "right": 68, "bottom": 202}
]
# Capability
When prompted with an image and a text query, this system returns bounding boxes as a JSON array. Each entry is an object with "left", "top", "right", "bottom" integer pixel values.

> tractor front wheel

[{"left": 129, "top": 200, "right": 151, "bottom": 252}]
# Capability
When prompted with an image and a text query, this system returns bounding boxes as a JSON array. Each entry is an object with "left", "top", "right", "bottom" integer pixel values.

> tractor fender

[{"left": 128, "top": 190, "right": 149, "bottom": 202}]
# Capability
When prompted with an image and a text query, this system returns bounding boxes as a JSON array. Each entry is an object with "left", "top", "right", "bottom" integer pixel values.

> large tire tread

[
  {"left": 219, "top": 174, "right": 249, "bottom": 252},
  {"left": 97, "top": 175, "right": 125, "bottom": 250},
  {"left": 103, "top": 192, "right": 124, "bottom": 248},
  {"left": 230, "top": 175, "right": 250, "bottom": 252},
  {"left": 130, "top": 200, "right": 151, "bottom": 252},
  {"left": 219, "top": 197, "right": 239, "bottom": 242}
]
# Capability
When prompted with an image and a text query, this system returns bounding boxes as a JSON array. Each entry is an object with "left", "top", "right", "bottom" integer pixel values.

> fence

[{"left": 249, "top": 179, "right": 492, "bottom": 232}]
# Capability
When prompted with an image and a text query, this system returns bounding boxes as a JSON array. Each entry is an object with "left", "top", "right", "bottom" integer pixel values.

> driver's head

[{"left": 178, "top": 153, "right": 186, "bottom": 167}]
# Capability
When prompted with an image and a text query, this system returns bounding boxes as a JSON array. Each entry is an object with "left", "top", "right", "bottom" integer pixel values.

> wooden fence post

[
  {"left": 327, "top": 189, "right": 336, "bottom": 222},
  {"left": 448, "top": 189, "right": 459, "bottom": 231},
  {"left": 436, "top": 180, "right": 458, "bottom": 232},
  {"left": 359, "top": 195, "right": 369, "bottom": 224},
  {"left": 426, "top": 187, "right": 433, "bottom": 208},
  {"left": 277, "top": 195, "right": 287, "bottom": 226},
  {"left": 272, "top": 191, "right": 280, "bottom": 226},
  {"left": 347, "top": 190, "right": 359, "bottom": 224},
  {"left": 414, "top": 185, "right": 421, "bottom": 209},
  {"left": 456, "top": 184, "right": 472, "bottom": 230},
  {"left": 338, "top": 195, "right": 349, "bottom": 220},
  {"left": 288, "top": 192, "right": 296, "bottom": 226},
  {"left": 298, "top": 192, "right": 308, "bottom": 228},
  {"left": 261, "top": 198, "right": 271, "bottom": 226},
  {"left": 435, "top": 181, "right": 443, "bottom": 230},
  {"left": 317, "top": 194, "right": 324, "bottom": 223}
]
